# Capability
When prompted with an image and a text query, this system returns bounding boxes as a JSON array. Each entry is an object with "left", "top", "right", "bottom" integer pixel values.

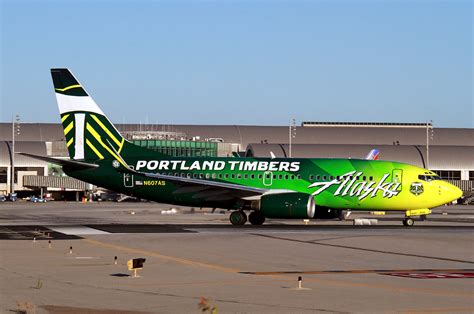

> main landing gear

[
  {"left": 229, "top": 211, "right": 247, "bottom": 226},
  {"left": 402, "top": 218, "right": 415, "bottom": 227},
  {"left": 248, "top": 211, "right": 265, "bottom": 225},
  {"left": 229, "top": 211, "right": 266, "bottom": 226}
]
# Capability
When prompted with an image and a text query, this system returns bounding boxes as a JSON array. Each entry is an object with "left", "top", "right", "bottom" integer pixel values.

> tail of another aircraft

[
  {"left": 51, "top": 68, "right": 155, "bottom": 161},
  {"left": 365, "top": 149, "right": 380, "bottom": 160}
]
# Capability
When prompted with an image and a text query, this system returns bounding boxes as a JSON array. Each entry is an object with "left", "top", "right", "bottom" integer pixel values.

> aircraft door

[
  {"left": 124, "top": 166, "right": 134, "bottom": 188},
  {"left": 392, "top": 169, "right": 402, "bottom": 191},
  {"left": 263, "top": 171, "right": 273, "bottom": 186}
]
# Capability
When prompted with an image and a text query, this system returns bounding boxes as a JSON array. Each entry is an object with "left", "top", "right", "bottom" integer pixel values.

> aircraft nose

[
  {"left": 441, "top": 182, "right": 463, "bottom": 203},
  {"left": 452, "top": 185, "right": 463, "bottom": 201}
]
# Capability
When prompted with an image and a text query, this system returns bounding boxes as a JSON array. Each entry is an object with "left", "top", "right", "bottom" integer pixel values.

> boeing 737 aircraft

[{"left": 22, "top": 69, "right": 463, "bottom": 226}]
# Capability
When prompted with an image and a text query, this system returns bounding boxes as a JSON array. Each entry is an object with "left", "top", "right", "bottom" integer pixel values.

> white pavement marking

[{"left": 47, "top": 226, "right": 110, "bottom": 235}]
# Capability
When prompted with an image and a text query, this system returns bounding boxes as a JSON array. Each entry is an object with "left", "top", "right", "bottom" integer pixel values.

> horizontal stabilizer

[{"left": 18, "top": 153, "right": 99, "bottom": 171}]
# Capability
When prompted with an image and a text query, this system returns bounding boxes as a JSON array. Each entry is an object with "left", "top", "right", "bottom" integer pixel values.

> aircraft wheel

[
  {"left": 402, "top": 218, "right": 414, "bottom": 227},
  {"left": 230, "top": 211, "right": 247, "bottom": 226},
  {"left": 249, "top": 211, "right": 266, "bottom": 225}
]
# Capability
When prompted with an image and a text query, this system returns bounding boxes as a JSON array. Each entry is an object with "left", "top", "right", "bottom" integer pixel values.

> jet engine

[{"left": 253, "top": 193, "right": 316, "bottom": 219}]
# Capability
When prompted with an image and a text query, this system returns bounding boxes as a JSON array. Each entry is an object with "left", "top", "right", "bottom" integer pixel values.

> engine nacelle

[{"left": 256, "top": 193, "right": 315, "bottom": 219}]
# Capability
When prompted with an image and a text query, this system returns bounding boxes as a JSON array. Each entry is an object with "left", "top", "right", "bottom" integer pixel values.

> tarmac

[{"left": 0, "top": 202, "right": 473, "bottom": 313}]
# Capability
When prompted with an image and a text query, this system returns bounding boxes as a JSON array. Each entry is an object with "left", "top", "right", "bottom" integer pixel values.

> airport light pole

[
  {"left": 426, "top": 120, "right": 433, "bottom": 169},
  {"left": 289, "top": 118, "right": 296, "bottom": 158},
  {"left": 11, "top": 115, "right": 21, "bottom": 195}
]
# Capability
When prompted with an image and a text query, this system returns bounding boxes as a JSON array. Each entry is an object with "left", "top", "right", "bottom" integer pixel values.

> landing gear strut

[
  {"left": 230, "top": 211, "right": 247, "bottom": 226},
  {"left": 249, "top": 211, "right": 266, "bottom": 225},
  {"left": 402, "top": 218, "right": 414, "bottom": 227}
]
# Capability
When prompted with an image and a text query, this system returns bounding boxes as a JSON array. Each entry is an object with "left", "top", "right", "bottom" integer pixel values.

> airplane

[{"left": 21, "top": 69, "right": 463, "bottom": 227}]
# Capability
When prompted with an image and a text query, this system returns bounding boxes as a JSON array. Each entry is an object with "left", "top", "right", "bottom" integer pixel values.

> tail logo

[{"left": 61, "top": 111, "right": 125, "bottom": 161}]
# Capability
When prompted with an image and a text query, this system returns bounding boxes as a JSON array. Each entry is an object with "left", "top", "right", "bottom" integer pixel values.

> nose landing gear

[
  {"left": 402, "top": 218, "right": 414, "bottom": 227},
  {"left": 402, "top": 209, "right": 430, "bottom": 227}
]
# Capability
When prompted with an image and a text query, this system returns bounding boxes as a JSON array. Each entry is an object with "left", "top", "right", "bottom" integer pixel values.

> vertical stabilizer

[{"left": 51, "top": 68, "right": 126, "bottom": 161}]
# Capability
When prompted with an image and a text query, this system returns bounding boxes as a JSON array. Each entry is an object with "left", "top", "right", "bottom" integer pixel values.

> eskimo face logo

[
  {"left": 112, "top": 160, "right": 120, "bottom": 168},
  {"left": 410, "top": 182, "right": 424, "bottom": 196}
]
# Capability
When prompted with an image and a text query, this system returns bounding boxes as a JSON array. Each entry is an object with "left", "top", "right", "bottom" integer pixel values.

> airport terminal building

[{"left": 0, "top": 121, "right": 473, "bottom": 199}]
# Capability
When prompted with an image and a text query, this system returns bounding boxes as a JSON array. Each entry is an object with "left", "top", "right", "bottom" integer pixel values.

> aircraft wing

[
  {"left": 119, "top": 162, "right": 267, "bottom": 198},
  {"left": 107, "top": 140, "right": 267, "bottom": 199}
]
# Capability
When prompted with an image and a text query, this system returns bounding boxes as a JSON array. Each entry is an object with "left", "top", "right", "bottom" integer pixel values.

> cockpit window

[{"left": 418, "top": 174, "right": 441, "bottom": 182}]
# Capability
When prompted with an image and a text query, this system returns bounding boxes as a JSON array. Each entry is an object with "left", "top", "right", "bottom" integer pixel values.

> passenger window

[
  {"left": 330, "top": 176, "right": 334, "bottom": 180},
  {"left": 237, "top": 174, "right": 242, "bottom": 179},
  {"left": 258, "top": 174, "right": 262, "bottom": 179},
  {"left": 369, "top": 176, "right": 373, "bottom": 181},
  {"left": 199, "top": 174, "right": 204, "bottom": 179},
  {"left": 278, "top": 174, "right": 283, "bottom": 179},
  {"left": 273, "top": 175, "right": 277, "bottom": 179},
  {"left": 244, "top": 174, "right": 248, "bottom": 179},
  {"left": 231, "top": 174, "right": 235, "bottom": 179},
  {"left": 323, "top": 175, "right": 327, "bottom": 180},
  {"left": 205, "top": 173, "right": 210, "bottom": 179},
  {"left": 297, "top": 175, "right": 301, "bottom": 180},
  {"left": 316, "top": 175, "right": 321, "bottom": 180},
  {"left": 362, "top": 176, "right": 366, "bottom": 181},
  {"left": 285, "top": 174, "right": 289, "bottom": 179},
  {"left": 310, "top": 175, "right": 314, "bottom": 180},
  {"left": 224, "top": 174, "right": 229, "bottom": 179}
]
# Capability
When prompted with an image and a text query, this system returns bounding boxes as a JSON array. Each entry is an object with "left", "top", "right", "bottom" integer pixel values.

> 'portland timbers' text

[{"left": 136, "top": 160, "right": 300, "bottom": 172}]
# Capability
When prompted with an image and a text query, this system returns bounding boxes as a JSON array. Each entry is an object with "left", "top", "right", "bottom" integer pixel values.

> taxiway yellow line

[
  {"left": 83, "top": 238, "right": 240, "bottom": 273},
  {"left": 82, "top": 238, "right": 472, "bottom": 298}
]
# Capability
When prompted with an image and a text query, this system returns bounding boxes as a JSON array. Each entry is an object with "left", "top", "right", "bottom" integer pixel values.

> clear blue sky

[{"left": 1, "top": 0, "right": 472, "bottom": 127}]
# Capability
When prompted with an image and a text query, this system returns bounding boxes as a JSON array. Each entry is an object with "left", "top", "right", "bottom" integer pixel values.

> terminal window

[
  {"left": 433, "top": 170, "right": 461, "bottom": 180},
  {"left": 470, "top": 171, "right": 474, "bottom": 180},
  {"left": 0, "top": 167, "right": 7, "bottom": 183}
]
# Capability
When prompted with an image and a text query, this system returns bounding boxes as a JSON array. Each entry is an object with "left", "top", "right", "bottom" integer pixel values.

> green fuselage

[{"left": 66, "top": 154, "right": 459, "bottom": 212}]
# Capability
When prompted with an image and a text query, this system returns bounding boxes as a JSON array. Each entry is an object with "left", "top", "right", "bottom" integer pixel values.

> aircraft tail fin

[
  {"left": 51, "top": 68, "right": 160, "bottom": 161},
  {"left": 365, "top": 149, "right": 380, "bottom": 160}
]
